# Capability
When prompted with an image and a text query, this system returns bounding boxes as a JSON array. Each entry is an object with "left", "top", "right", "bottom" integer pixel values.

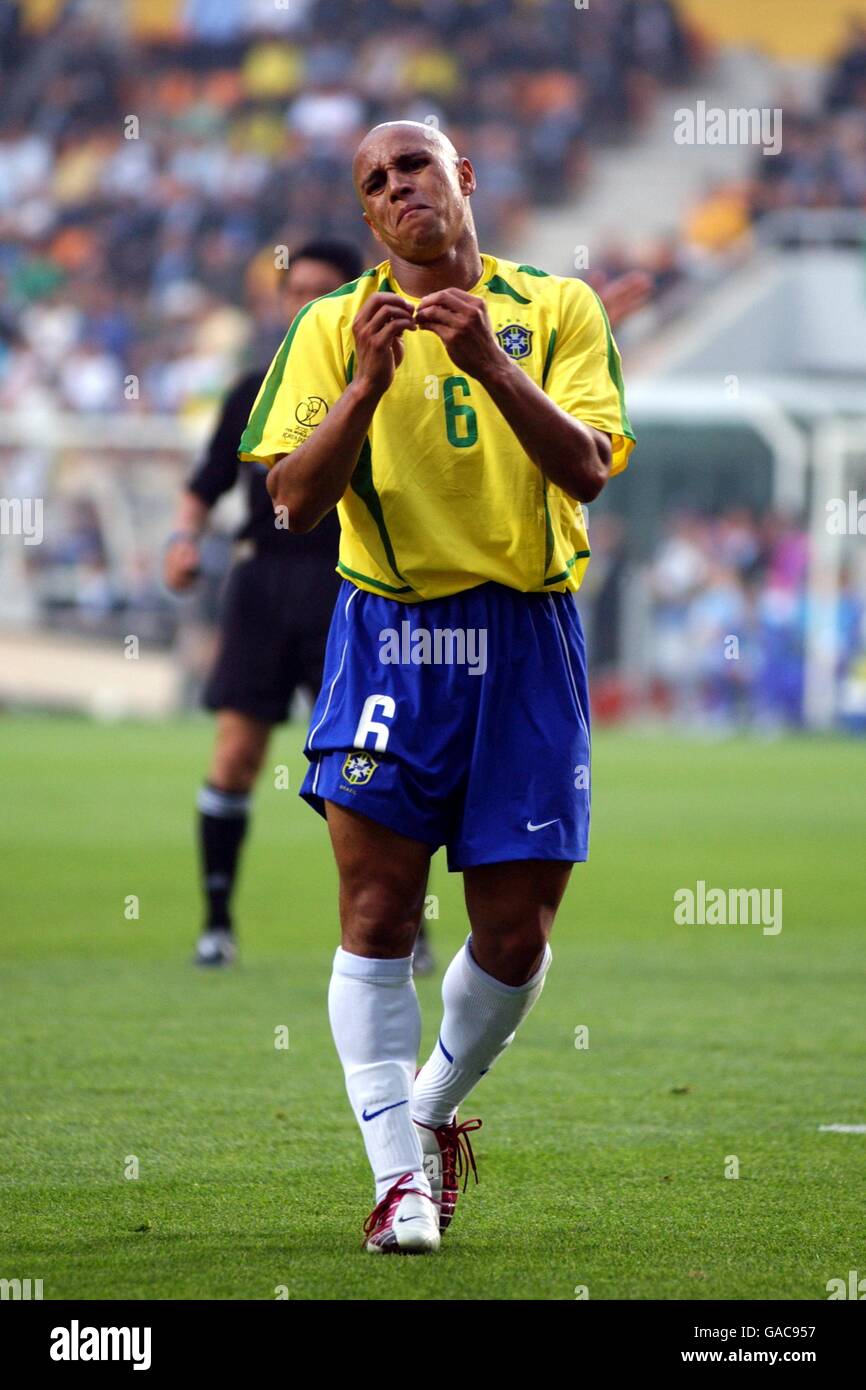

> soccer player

[{"left": 240, "top": 122, "right": 635, "bottom": 1252}]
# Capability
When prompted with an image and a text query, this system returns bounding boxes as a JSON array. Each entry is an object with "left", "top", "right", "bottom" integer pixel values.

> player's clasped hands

[
  {"left": 414, "top": 288, "right": 499, "bottom": 377},
  {"left": 353, "top": 288, "right": 501, "bottom": 392}
]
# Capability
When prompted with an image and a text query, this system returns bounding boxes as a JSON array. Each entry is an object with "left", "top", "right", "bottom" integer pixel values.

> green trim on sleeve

[
  {"left": 238, "top": 272, "right": 373, "bottom": 460},
  {"left": 238, "top": 303, "right": 313, "bottom": 459},
  {"left": 589, "top": 288, "right": 636, "bottom": 443}
]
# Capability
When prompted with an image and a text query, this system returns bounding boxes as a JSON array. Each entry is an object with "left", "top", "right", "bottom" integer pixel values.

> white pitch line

[{"left": 818, "top": 1124, "right": 866, "bottom": 1133}]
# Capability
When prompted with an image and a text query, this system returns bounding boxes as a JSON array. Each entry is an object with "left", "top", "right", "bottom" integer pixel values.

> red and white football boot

[
  {"left": 414, "top": 1116, "right": 482, "bottom": 1232},
  {"left": 362, "top": 1173, "right": 441, "bottom": 1254}
]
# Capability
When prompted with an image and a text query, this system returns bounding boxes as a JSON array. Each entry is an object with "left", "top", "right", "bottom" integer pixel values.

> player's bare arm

[
  {"left": 266, "top": 291, "right": 416, "bottom": 532},
  {"left": 415, "top": 287, "right": 613, "bottom": 503}
]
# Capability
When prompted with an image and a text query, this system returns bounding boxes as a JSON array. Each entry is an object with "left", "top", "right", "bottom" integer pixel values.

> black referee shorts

[{"left": 203, "top": 552, "right": 341, "bottom": 725}]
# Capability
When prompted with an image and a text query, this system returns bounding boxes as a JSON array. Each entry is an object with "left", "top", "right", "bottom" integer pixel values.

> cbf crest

[
  {"left": 342, "top": 752, "right": 378, "bottom": 786},
  {"left": 496, "top": 324, "right": 533, "bottom": 360}
]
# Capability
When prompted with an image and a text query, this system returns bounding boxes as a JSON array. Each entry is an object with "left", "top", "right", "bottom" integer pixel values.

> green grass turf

[{"left": 0, "top": 715, "right": 864, "bottom": 1300}]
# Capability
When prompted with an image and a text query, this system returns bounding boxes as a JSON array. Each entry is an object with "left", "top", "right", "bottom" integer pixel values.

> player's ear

[
  {"left": 362, "top": 210, "right": 384, "bottom": 246},
  {"left": 457, "top": 157, "right": 476, "bottom": 197}
]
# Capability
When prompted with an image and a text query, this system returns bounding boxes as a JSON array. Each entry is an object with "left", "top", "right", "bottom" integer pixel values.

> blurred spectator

[
  {"left": 628, "top": 510, "right": 866, "bottom": 731},
  {"left": 826, "top": 18, "right": 866, "bottom": 113}
]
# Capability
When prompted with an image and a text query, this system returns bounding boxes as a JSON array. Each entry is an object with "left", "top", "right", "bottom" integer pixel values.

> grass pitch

[{"left": 0, "top": 716, "right": 863, "bottom": 1300}]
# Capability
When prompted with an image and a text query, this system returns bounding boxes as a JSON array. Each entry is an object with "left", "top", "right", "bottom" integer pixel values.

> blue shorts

[{"left": 300, "top": 580, "right": 591, "bottom": 871}]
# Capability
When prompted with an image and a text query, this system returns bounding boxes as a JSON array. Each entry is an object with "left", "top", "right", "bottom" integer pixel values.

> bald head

[
  {"left": 352, "top": 121, "right": 477, "bottom": 265},
  {"left": 352, "top": 121, "right": 458, "bottom": 189}
]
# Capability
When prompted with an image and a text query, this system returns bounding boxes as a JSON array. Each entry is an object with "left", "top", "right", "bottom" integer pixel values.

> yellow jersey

[{"left": 239, "top": 253, "right": 635, "bottom": 601}]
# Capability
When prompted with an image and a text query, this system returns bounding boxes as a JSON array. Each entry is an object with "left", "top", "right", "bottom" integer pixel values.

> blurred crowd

[
  {"left": 755, "top": 35, "right": 866, "bottom": 220},
  {"left": 686, "top": 18, "right": 866, "bottom": 256},
  {"left": 16, "top": 484, "right": 866, "bottom": 733},
  {"left": 587, "top": 509, "right": 866, "bottom": 731},
  {"left": 2, "top": 1, "right": 864, "bottom": 416},
  {"left": 0, "top": 0, "right": 694, "bottom": 420}
]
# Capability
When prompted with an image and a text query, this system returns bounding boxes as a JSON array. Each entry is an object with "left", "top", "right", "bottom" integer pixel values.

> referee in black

[{"left": 163, "top": 240, "right": 440, "bottom": 971}]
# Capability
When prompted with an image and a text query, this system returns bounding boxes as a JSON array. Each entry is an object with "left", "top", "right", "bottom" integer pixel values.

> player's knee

[
  {"left": 471, "top": 922, "right": 550, "bottom": 985},
  {"left": 212, "top": 735, "right": 265, "bottom": 792},
  {"left": 341, "top": 882, "right": 421, "bottom": 957}
]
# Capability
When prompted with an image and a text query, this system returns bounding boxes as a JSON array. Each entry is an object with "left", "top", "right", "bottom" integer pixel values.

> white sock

[
  {"left": 328, "top": 946, "right": 430, "bottom": 1203},
  {"left": 412, "top": 937, "right": 553, "bottom": 1128}
]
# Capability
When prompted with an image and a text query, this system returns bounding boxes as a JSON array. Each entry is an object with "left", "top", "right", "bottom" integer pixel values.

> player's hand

[
  {"left": 351, "top": 292, "right": 417, "bottom": 397},
  {"left": 414, "top": 289, "right": 502, "bottom": 378},
  {"left": 163, "top": 536, "right": 201, "bottom": 591}
]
